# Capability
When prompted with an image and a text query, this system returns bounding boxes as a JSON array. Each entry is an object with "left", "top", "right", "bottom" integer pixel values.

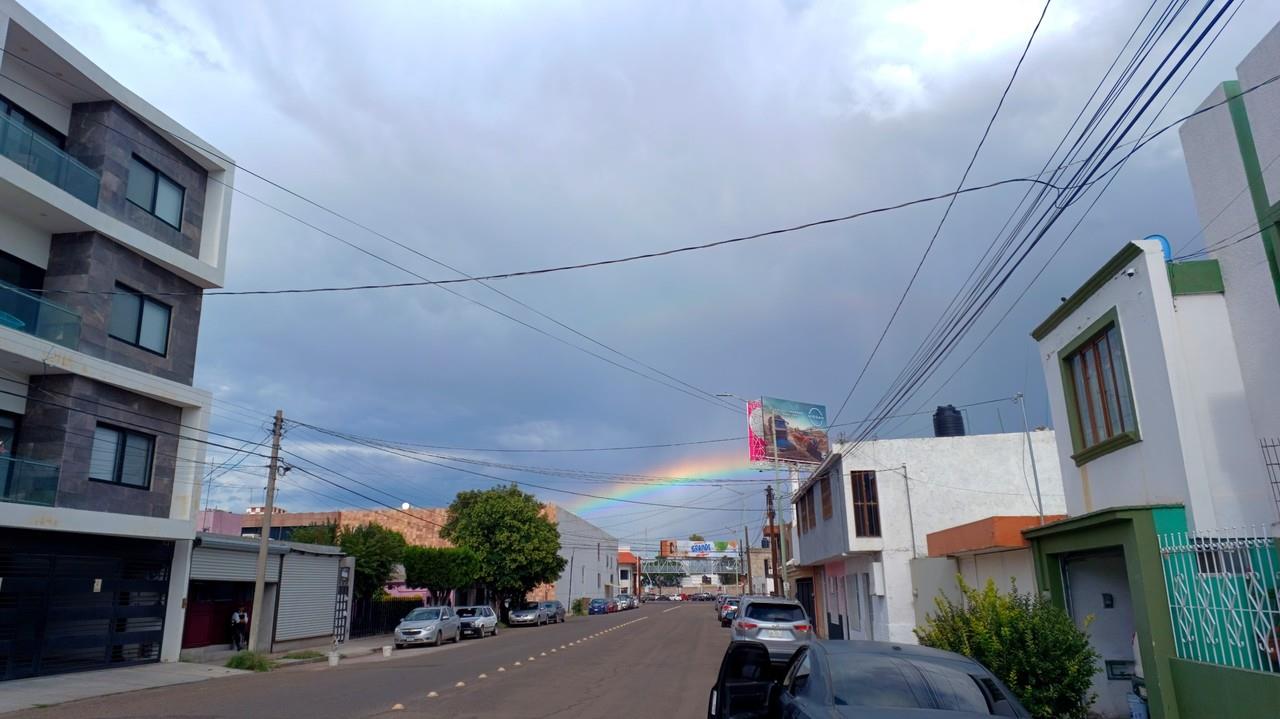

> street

[{"left": 10, "top": 603, "right": 724, "bottom": 719}]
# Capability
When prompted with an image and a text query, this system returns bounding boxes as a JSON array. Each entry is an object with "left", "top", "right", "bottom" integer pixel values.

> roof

[
  {"left": 617, "top": 551, "right": 640, "bottom": 565},
  {"left": 1032, "top": 242, "right": 1146, "bottom": 341},
  {"left": 195, "top": 532, "right": 343, "bottom": 557},
  {"left": 926, "top": 515, "right": 1066, "bottom": 557},
  {"left": 1021, "top": 503, "right": 1183, "bottom": 539}
]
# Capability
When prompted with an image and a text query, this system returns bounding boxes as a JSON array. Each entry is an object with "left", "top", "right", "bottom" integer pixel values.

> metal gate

[
  {"left": 0, "top": 529, "right": 172, "bottom": 681},
  {"left": 332, "top": 565, "right": 350, "bottom": 644}
]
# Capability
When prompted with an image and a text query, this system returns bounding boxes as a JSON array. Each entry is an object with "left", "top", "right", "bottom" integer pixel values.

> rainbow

[{"left": 572, "top": 450, "right": 762, "bottom": 515}]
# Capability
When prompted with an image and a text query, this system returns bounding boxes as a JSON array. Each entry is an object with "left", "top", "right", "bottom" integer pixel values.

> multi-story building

[
  {"left": 790, "top": 430, "right": 1065, "bottom": 644},
  {"left": 0, "top": 1, "right": 234, "bottom": 680},
  {"left": 527, "top": 505, "right": 619, "bottom": 605}
]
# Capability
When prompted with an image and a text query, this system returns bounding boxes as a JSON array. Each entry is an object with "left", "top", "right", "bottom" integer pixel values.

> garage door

[{"left": 0, "top": 529, "right": 172, "bottom": 681}]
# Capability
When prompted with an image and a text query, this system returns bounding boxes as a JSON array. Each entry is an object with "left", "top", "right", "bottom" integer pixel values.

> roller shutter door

[
  {"left": 190, "top": 548, "right": 279, "bottom": 583},
  {"left": 275, "top": 554, "right": 339, "bottom": 642}
]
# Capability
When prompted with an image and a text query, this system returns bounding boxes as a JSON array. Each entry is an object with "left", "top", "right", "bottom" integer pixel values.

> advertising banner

[
  {"left": 658, "top": 540, "right": 740, "bottom": 558},
  {"left": 747, "top": 400, "right": 767, "bottom": 462},
  {"left": 761, "top": 396, "right": 830, "bottom": 464}
]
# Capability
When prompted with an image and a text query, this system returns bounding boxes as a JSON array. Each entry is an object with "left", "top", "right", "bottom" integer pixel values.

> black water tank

[{"left": 933, "top": 405, "right": 966, "bottom": 437}]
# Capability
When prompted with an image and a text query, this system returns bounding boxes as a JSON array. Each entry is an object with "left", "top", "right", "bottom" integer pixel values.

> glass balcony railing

[
  {"left": 0, "top": 280, "right": 81, "bottom": 350},
  {"left": 0, "top": 455, "right": 60, "bottom": 507},
  {"left": 0, "top": 112, "right": 100, "bottom": 206}
]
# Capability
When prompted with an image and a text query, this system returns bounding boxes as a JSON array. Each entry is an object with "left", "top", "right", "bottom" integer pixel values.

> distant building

[
  {"left": 527, "top": 505, "right": 618, "bottom": 604},
  {"left": 791, "top": 431, "right": 1065, "bottom": 644}
]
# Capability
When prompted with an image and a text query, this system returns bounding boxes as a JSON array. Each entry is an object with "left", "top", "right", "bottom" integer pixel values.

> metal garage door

[
  {"left": 190, "top": 547, "right": 280, "bottom": 582},
  {"left": 275, "top": 554, "right": 339, "bottom": 642},
  {"left": 0, "top": 529, "right": 172, "bottom": 681}
]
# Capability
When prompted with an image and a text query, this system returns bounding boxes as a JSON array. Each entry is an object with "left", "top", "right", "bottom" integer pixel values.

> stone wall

[{"left": 66, "top": 101, "right": 208, "bottom": 257}]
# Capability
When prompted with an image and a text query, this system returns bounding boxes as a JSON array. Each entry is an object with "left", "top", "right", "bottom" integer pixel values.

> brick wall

[{"left": 241, "top": 508, "right": 453, "bottom": 548}]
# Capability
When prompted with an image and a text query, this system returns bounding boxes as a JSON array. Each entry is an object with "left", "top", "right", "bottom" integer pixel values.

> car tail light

[
  {"left": 794, "top": 624, "right": 810, "bottom": 632},
  {"left": 737, "top": 621, "right": 758, "bottom": 630}
]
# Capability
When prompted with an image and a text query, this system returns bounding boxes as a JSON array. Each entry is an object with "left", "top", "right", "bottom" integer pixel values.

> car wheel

[
  {"left": 453, "top": 629, "right": 461, "bottom": 643},
  {"left": 395, "top": 643, "right": 404, "bottom": 650},
  {"left": 492, "top": 625, "right": 498, "bottom": 637},
  {"left": 434, "top": 631, "right": 443, "bottom": 647}
]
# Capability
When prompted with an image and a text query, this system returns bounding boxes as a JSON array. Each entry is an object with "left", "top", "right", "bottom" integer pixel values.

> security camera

[{"left": 1124, "top": 267, "right": 1136, "bottom": 278}]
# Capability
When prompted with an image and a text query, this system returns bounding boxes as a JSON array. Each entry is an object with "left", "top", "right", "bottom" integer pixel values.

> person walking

[{"left": 230, "top": 607, "right": 249, "bottom": 651}]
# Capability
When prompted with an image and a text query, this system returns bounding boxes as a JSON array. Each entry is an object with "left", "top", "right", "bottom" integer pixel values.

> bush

[
  {"left": 225, "top": 651, "right": 275, "bottom": 672},
  {"left": 915, "top": 578, "right": 1099, "bottom": 719},
  {"left": 571, "top": 597, "right": 590, "bottom": 616}
]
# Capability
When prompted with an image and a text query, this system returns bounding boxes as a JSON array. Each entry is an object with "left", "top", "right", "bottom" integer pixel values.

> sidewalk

[
  {"left": 181, "top": 633, "right": 399, "bottom": 667},
  {"left": 0, "top": 662, "right": 246, "bottom": 715}
]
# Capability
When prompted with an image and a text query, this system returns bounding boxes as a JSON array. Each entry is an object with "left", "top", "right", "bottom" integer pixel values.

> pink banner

[{"left": 747, "top": 400, "right": 767, "bottom": 462}]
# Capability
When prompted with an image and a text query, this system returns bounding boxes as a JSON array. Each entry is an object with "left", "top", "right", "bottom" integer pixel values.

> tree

[
  {"left": 915, "top": 578, "right": 1100, "bottom": 719},
  {"left": 440, "top": 485, "right": 566, "bottom": 615},
  {"left": 688, "top": 533, "right": 705, "bottom": 542},
  {"left": 338, "top": 523, "right": 407, "bottom": 600},
  {"left": 402, "top": 546, "right": 480, "bottom": 606},
  {"left": 288, "top": 522, "right": 339, "bottom": 546}
]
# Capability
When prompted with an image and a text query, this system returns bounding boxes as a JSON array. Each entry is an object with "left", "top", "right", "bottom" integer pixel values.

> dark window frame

[
  {"left": 89, "top": 422, "right": 155, "bottom": 490},
  {"left": 1058, "top": 308, "right": 1140, "bottom": 465},
  {"left": 126, "top": 154, "right": 185, "bottom": 230},
  {"left": 820, "top": 474, "right": 833, "bottom": 520},
  {"left": 108, "top": 282, "right": 171, "bottom": 356},
  {"left": 850, "top": 470, "right": 881, "bottom": 538}
]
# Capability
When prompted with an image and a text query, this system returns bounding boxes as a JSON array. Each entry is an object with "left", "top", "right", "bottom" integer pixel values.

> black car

[{"left": 708, "top": 640, "right": 1030, "bottom": 718}]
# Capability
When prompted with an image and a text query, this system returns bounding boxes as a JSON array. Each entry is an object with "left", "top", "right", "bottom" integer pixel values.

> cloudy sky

[{"left": 24, "top": 0, "right": 1279, "bottom": 548}]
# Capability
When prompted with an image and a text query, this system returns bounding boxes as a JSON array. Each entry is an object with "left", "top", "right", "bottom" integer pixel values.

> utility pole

[
  {"left": 248, "top": 409, "right": 283, "bottom": 652},
  {"left": 765, "top": 486, "right": 782, "bottom": 597},
  {"left": 743, "top": 525, "right": 752, "bottom": 594},
  {"left": 1015, "top": 393, "right": 1045, "bottom": 525}
]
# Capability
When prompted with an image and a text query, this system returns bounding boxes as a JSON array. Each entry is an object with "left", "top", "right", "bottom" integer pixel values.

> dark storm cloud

[{"left": 24, "top": 0, "right": 1279, "bottom": 539}]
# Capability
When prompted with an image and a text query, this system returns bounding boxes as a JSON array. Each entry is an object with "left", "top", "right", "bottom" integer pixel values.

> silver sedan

[{"left": 394, "top": 606, "right": 462, "bottom": 649}]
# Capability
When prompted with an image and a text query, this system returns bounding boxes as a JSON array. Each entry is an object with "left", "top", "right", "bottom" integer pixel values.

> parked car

[
  {"left": 653, "top": 594, "right": 672, "bottom": 602},
  {"left": 717, "top": 596, "right": 741, "bottom": 625},
  {"left": 622, "top": 595, "right": 637, "bottom": 609},
  {"left": 456, "top": 605, "right": 498, "bottom": 638},
  {"left": 707, "top": 640, "right": 1031, "bottom": 718},
  {"left": 728, "top": 597, "right": 810, "bottom": 662},
  {"left": 721, "top": 607, "right": 737, "bottom": 627},
  {"left": 540, "top": 600, "right": 566, "bottom": 623},
  {"left": 606, "top": 598, "right": 620, "bottom": 613},
  {"left": 508, "top": 601, "right": 548, "bottom": 626},
  {"left": 588, "top": 598, "right": 609, "bottom": 615},
  {"left": 394, "top": 606, "right": 461, "bottom": 649}
]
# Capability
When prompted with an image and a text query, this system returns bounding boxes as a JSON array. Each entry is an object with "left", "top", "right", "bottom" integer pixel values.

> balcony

[
  {"left": 0, "top": 280, "right": 81, "bottom": 350},
  {"left": 0, "top": 112, "right": 100, "bottom": 206},
  {"left": 0, "top": 455, "right": 60, "bottom": 507}
]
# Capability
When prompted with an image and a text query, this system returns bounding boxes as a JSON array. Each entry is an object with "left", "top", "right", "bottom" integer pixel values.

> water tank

[{"left": 933, "top": 405, "right": 966, "bottom": 437}]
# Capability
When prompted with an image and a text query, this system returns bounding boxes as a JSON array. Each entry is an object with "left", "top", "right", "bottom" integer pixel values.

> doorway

[{"left": 1064, "top": 550, "right": 1136, "bottom": 718}]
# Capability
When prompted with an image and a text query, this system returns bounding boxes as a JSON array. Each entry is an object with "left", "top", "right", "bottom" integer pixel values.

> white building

[
  {"left": 0, "top": 1, "right": 234, "bottom": 680},
  {"left": 527, "top": 505, "right": 619, "bottom": 606},
  {"left": 791, "top": 430, "right": 1065, "bottom": 644}
]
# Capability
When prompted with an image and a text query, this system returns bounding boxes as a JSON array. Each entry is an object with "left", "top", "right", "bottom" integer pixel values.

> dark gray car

[
  {"left": 708, "top": 640, "right": 1030, "bottom": 718},
  {"left": 540, "top": 600, "right": 566, "bottom": 623}
]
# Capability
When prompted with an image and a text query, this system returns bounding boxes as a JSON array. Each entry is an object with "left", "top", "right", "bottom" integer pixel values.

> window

[
  {"left": 850, "top": 471, "right": 881, "bottom": 538},
  {"left": 89, "top": 424, "right": 154, "bottom": 488},
  {"left": 1061, "top": 313, "right": 1137, "bottom": 462},
  {"left": 820, "top": 474, "right": 833, "bottom": 520},
  {"left": 109, "top": 284, "right": 171, "bottom": 355},
  {"left": 126, "top": 155, "right": 184, "bottom": 229}
]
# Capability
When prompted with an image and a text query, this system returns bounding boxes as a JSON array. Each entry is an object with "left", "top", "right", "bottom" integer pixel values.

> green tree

[
  {"left": 402, "top": 546, "right": 480, "bottom": 606},
  {"left": 915, "top": 578, "right": 1099, "bottom": 719},
  {"left": 338, "top": 523, "right": 407, "bottom": 599},
  {"left": 288, "top": 522, "right": 339, "bottom": 546},
  {"left": 440, "top": 485, "right": 566, "bottom": 615},
  {"left": 688, "top": 533, "right": 705, "bottom": 542}
]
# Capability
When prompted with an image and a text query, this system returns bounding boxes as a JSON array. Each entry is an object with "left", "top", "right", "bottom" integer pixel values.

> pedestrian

[{"left": 230, "top": 607, "right": 249, "bottom": 651}]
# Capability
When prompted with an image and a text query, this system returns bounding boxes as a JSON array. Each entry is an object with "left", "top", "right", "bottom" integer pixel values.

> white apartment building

[
  {"left": 791, "top": 431, "right": 1065, "bottom": 644},
  {"left": 0, "top": 1, "right": 234, "bottom": 680}
]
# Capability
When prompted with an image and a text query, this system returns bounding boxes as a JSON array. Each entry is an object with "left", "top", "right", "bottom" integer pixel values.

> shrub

[
  {"left": 225, "top": 651, "right": 275, "bottom": 672},
  {"left": 915, "top": 578, "right": 1099, "bottom": 719},
  {"left": 571, "top": 597, "right": 590, "bottom": 616}
]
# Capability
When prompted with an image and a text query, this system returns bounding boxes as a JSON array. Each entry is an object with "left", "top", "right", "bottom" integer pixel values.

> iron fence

[
  {"left": 348, "top": 597, "right": 424, "bottom": 639},
  {"left": 1158, "top": 526, "right": 1280, "bottom": 673}
]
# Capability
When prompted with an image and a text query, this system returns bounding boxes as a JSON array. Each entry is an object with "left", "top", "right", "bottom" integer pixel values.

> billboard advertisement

[
  {"left": 658, "top": 539, "right": 740, "bottom": 558},
  {"left": 761, "top": 396, "right": 830, "bottom": 464},
  {"left": 747, "top": 400, "right": 767, "bottom": 462}
]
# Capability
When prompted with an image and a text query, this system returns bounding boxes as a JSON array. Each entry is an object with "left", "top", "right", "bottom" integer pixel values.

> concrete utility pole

[
  {"left": 248, "top": 409, "right": 284, "bottom": 652},
  {"left": 743, "top": 525, "right": 752, "bottom": 594},
  {"left": 765, "top": 486, "right": 782, "bottom": 597},
  {"left": 1015, "top": 393, "right": 1045, "bottom": 525}
]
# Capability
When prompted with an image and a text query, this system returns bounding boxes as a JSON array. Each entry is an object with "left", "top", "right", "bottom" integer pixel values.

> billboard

[
  {"left": 759, "top": 396, "right": 830, "bottom": 464},
  {"left": 658, "top": 539, "right": 740, "bottom": 558},
  {"left": 747, "top": 400, "right": 768, "bottom": 462}
]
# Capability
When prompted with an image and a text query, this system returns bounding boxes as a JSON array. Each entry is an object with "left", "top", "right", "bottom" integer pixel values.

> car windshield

[
  {"left": 519, "top": 602, "right": 540, "bottom": 610},
  {"left": 829, "top": 658, "right": 992, "bottom": 713},
  {"left": 456, "top": 608, "right": 479, "bottom": 617},
  {"left": 724, "top": 598, "right": 739, "bottom": 605},
  {"left": 590, "top": 599, "right": 606, "bottom": 605},
  {"left": 404, "top": 608, "right": 441, "bottom": 622},
  {"left": 743, "top": 603, "right": 804, "bottom": 622}
]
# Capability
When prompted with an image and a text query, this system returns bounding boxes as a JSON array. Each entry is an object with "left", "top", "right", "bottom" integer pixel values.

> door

[
  {"left": 1064, "top": 550, "right": 1135, "bottom": 719},
  {"left": 0, "top": 529, "right": 172, "bottom": 680}
]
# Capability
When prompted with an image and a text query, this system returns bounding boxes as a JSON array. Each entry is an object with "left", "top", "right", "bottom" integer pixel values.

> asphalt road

[{"left": 13, "top": 601, "right": 728, "bottom": 719}]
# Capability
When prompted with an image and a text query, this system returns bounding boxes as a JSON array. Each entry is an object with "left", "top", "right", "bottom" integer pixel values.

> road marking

[
  {"left": 514, "top": 661, "right": 522, "bottom": 666},
  {"left": 478, "top": 673, "right": 488, "bottom": 679},
  {"left": 498, "top": 667, "right": 506, "bottom": 672},
  {"left": 529, "top": 657, "right": 536, "bottom": 661},
  {"left": 392, "top": 704, "right": 405, "bottom": 710},
  {"left": 560, "top": 645, "right": 566, "bottom": 649},
  {"left": 427, "top": 692, "right": 439, "bottom": 698},
  {"left": 540, "top": 652, "right": 547, "bottom": 656},
  {"left": 455, "top": 681, "right": 466, "bottom": 687},
  {"left": 662, "top": 606, "right": 681, "bottom": 613},
  {"left": 550, "top": 649, "right": 557, "bottom": 653}
]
